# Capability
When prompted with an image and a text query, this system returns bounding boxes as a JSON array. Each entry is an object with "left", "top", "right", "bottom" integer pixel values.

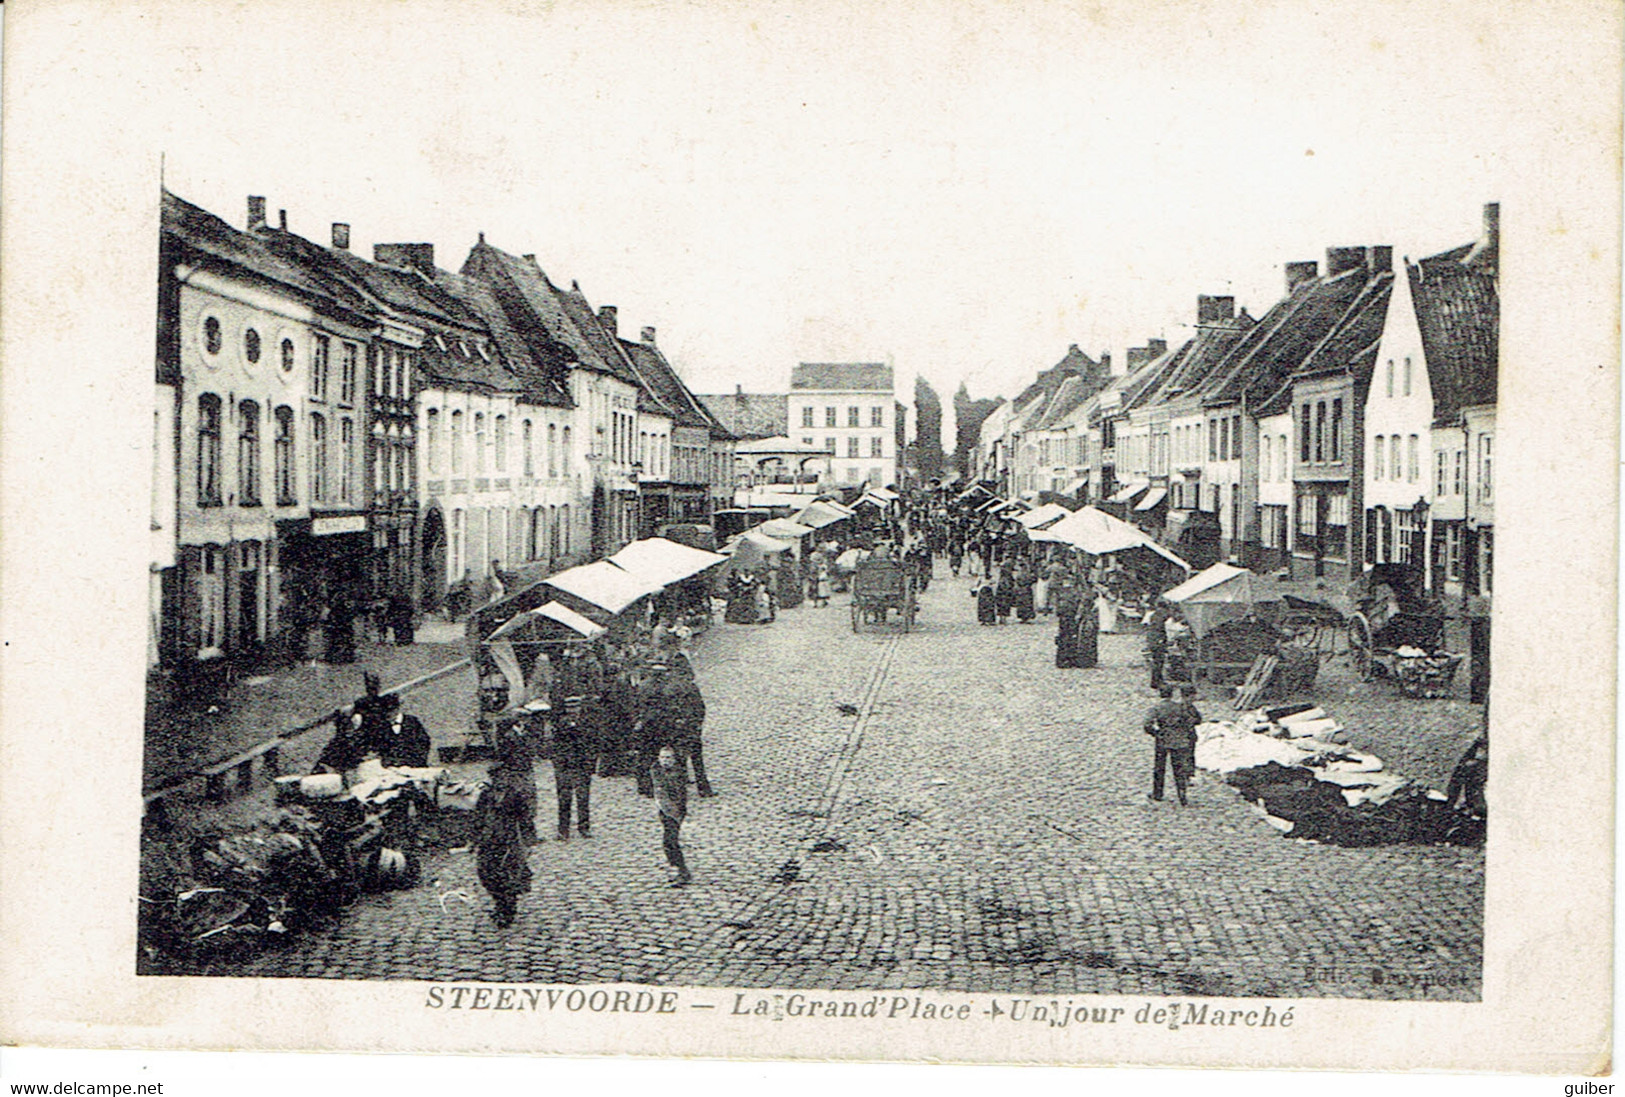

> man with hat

[
  {"left": 550, "top": 692, "right": 600, "bottom": 839},
  {"left": 634, "top": 657, "right": 713, "bottom": 798}
]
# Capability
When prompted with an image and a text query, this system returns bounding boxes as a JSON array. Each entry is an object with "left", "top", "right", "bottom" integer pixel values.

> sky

[{"left": 145, "top": 0, "right": 1540, "bottom": 445}]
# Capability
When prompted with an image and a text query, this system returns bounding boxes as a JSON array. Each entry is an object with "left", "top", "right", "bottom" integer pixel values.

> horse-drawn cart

[
  {"left": 850, "top": 555, "right": 917, "bottom": 632},
  {"left": 1347, "top": 564, "right": 1459, "bottom": 696}
]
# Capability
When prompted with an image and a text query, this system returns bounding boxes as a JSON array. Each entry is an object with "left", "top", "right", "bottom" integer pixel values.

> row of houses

[
  {"left": 151, "top": 191, "right": 737, "bottom": 671},
  {"left": 971, "top": 203, "right": 1499, "bottom": 607}
]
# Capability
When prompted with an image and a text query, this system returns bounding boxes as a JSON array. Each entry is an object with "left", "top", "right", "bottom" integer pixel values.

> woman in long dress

[{"left": 1075, "top": 589, "right": 1101, "bottom": 668}]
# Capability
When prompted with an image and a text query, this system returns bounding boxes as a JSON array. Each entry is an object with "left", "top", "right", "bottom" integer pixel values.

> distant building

[
  {"left": 787, "top": 362, "right": 896, "bottom": 489},
  {"left": 697, "top": 389, "right": 788, "bottom": 442}
]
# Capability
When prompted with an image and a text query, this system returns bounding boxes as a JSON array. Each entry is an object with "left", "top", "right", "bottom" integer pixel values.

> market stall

[{"left": 1162, "top": 563, "right": 1310, "bottom": 690}]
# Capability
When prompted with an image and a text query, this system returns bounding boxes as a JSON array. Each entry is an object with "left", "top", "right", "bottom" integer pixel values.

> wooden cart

[{"left": 850, "top": 556, "right": 917, "bottom": 632}]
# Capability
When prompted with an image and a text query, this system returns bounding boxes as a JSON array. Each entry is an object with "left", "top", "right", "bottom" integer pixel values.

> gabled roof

[
  {"left": 462, "top": 240, "right": 636, "bottom": 388},
  {"left": 619, "top": 337, "right": 710, "bottom": 428},
  {"left": 160, "top": 190, "right": 371, "bottom": 322},
  {"left": 325, "top": 246, "right": 481, "bottom": 331},
  {"left": 791, "top": 362, "right": 893, "bottom": 391},
  {"left": 1122, "top": 345, "right": 1187, "bottom": 411},
  {"left": 1409, "top": 248, "right": 1498, "bottom": 420},
  {"left": 1141, "top": 316, "right": 1255, "bottom": 408},
  {"left": 555, "top": 283, "right": 642, "bottom": 387},
  {"left": 1211, "top": 264, "right": 1377, "bottom": 411},
  {"left": 696, "top": 392, "right": 788, "bottom": 441},
  {"left": 432, "top": 268, "right": 570, "bottom": 403}
]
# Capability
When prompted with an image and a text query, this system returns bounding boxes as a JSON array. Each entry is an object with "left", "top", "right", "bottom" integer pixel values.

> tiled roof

[
  {"left": 1211, "top": 265, "right": 1376, "bottom": 410},
  {"left": 326, "top": 247, "right": 481, "bottom": 330},
  {"left": 1122, "top": 345, "right": 1187, "bottom": 411},
  {"left": 556, "top": 284, "right": 641, "bottom": 387},
  {"left": 791, "top": 362, "right": 893, "bottom": 391},
  {"left": 1142, "top": 317, "right": 1254, "bottom": 407},
  {"left": 620, "top": 338, "right": 710, "bottom": 428},
  {"left": 433, "top": 269, "right": 571, "bottom": 404},
  {"left": 1409, "top": 249, "right": 1498, "bottom": 420},
  {"left": 161, "top": 190, "right": 370, "bottom": 320},
  {"left": 462, "top": 241, "right": 636, "bottom": 388},
  {"left": 696, "top": 393, "right": 788, "bottom": 440}
]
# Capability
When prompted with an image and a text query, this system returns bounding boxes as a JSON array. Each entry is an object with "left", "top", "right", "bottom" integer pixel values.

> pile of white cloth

[{"left": 1195, "top": 707, "right": 1425, "bottom": 807}]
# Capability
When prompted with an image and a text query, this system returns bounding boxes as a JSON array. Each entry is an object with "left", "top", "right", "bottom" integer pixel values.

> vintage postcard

[{"left": 0, "top": 0, "right": 1615, "bottom": 1075}]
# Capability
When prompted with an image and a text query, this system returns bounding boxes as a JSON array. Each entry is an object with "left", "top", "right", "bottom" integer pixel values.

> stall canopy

[
  {"left": 1015, "top": 502, "right": 1072, "bottom": 531},
  {"left": 1036, "top": 506, "right": 1190, "bottom": 568},
  {"left": 1107, "top": 481, "right": 1149, "bottom": 504},
  {"left": 792, "top": 499, "right": 855, "bottom": 529},
  {"left": 866, "top": 486, "right": 900, "bottom": 503},
  {"left": 606, "top": 537, "right": 729, "bottom": 589},
  {"left": 1163, "top": 563, "right": 1280, "bottom": 636},
  {"left": 1135, "top": 487, "right": 1169, "bottom": 511},
  {"left": 486, "top": 600, "right": 606, "bottom": 643},
  {"left": 726, "top": 528, "right": 795, "bottom": 573},
  {"left": 542, "top": 560, "right": 658, "bottom": 619},
  {"left": 757, "top": 518, "right": 815, "bottom": 542}
]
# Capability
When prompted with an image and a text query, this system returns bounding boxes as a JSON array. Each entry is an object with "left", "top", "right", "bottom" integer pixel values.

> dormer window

[
  {"left": 476, "top": 343, "right": 491, "bottom": 362},
  {"left": 458, "top": 341, "right": 471, "bottom": 358},
  {"left": 434, "top": 333, "right": 448, "bottom": 353}
]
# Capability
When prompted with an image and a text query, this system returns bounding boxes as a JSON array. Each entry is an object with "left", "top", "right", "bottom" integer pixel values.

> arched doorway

[{"left": 421, "top": 507, "right": 447, "bottom": 612}]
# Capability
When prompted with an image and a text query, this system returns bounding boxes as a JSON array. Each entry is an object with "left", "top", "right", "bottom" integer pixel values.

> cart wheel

[
  {"left": 1349, "top": 612, "right": 1373, "bottom": 680},
  {"left": 850, "top": 603, "right": 861, "bottom": 632}
]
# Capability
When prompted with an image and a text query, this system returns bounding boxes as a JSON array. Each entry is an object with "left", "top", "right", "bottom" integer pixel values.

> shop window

[
  {"left": 197, "top": 394, "right": 222, "bottom": 506},
  {"left": 275, "top": 406, "right": 295, "bottom": 505},
  {"left": 237, "top": 400, "right": 260, "bottom": 506}
]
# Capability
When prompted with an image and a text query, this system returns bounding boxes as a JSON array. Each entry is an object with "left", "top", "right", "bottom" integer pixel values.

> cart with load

[
  {"left": 850, "top": 554, "right": 917, "bottom": 632},
  {"left": 1347, "top": 564, "right": 1459, "bottom": 696}
]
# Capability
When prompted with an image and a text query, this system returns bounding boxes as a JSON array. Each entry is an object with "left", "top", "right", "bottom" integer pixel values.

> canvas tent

[
  {"left": 792, "top": 499, "right": 855, "bottom": 529},
  {"left": 1015, "top": 502, "right": 1072, "bottom": 531},
  {"left": 1163, "top": 563, "right": 1281, "bottom": 637},
  {"left": 541, "top": 560, "right": 659, "bottom": 622},
  {"left": 757, "top": 518, "right": 815, "bottom": 543},
  {"left": 726, "top": 528, "right": 795, "bottom": 573},
  {"left": 606, "top": 537, "right": 729, "bottom": 589},
  {"left": 1033, "top": 506, "right": 1190, "bottom": 569}
]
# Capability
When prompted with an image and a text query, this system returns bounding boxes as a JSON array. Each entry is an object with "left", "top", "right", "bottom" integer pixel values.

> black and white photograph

[{"left": 0, "top": 0, "right": 1615, "bottom": 1076}]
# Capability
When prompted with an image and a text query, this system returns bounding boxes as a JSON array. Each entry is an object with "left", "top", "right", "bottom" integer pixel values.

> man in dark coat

[
  {"left": 475, "top": 736, "right": 536, "bottom": 927},
  {"left": 634, "top": 662, "right": 713, "bottom": 798},
  {"left": 1053, "top": 578, "right": 1081, "bottom": 667},
  {"left": 377, "top": 706, "right": 432, "bottom": 768},
  {"left": 550, "top": 696, "right": 600, "bottom": 839},
  {"left": 1144, "top": 685, "right": 1202, "bottom": 806},
  {"left": 1146, "top": 602, "right": 1171, "bottom": 691}
]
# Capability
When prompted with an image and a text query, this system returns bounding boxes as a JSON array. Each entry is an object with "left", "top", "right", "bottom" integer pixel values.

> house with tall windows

[
  {"left": 786, "top": 363, "right": 897, "bottom": 489},
  {"left": 156, "top": 192, "right": 376, "bottom": 672}
]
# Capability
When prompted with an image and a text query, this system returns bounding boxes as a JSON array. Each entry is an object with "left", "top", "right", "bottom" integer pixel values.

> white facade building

[{"left": 787, "top": 363, "right": 896, "bottom": 489}]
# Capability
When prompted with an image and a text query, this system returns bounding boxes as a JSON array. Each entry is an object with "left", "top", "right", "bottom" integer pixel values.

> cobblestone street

[{"left": 202, "top": 573, "right": 1483, "bottom": 999}]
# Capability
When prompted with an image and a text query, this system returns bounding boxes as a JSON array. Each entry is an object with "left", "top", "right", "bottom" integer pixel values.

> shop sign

[{"left": 312, "top": 514, "right": 367, "bottom": 537}]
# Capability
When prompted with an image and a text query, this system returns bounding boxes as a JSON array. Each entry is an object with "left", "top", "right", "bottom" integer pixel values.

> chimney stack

[
  {"left": 1465, "top": 202, "right": 1500, "bottom": 272},
  {"left": 278, "top": 209, "right": 287, "bottom": 232},
  {"left": 1148, "top": 338, "right": 1168, "bottom": 357},
  {"left": 641, "top": 326, "right": 657, "bottom": 344},
  {"left": 1285, "top": 261, "right": 1318, "bottom": 292},
  {"left": 1326, "top": 246, "right": 1366, "bottom": 277},
  {"left": 598, "top": 305, "right": 618, "bottom": 335},
  {"left": 373, "top": 243, "right": 437, "bottom": 276},
  {"left": 331, "top": 223, "right": 351, "bottom": 250},
  {"left": 1100, "top": 351, "right": 1111, "bottom": 374},
  {"left": 1197, "top": 295, "right": 1235, "bottom": 324},
  {"left": 1369, "top": 245, "right": 1393, "bottom": 273},
  {"left": 247, "top": 196, "right": 267, "bottom": 232},
  {"left": 1483, "top": 202, "right": 1499, "bottom": 246}
]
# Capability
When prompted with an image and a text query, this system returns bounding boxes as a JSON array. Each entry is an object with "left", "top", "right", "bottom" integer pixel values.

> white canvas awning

[
  {"left": 1135, "top": 486, "right": 1169, "bottom": 511},
  {"left": 1162, "top": 563, "right": 1280, "bottom": 637},
  {"left": 543, "top": 560, "right": 658, "bottom": 616},
  {"left": 486, "top": 600, "right": 607, "bottom": 642},
  {"left": 1108, "top": 481, "right": 1150, "bottom": 504},
  {"left": 1015, "top": 502, "right": 1072, "bottom": 530},
  {"left": 757, "top": 518, "right": 816, "bottom": 541},
  {"left": 607, "top": 537, "right": 729, "bottom": 588},
  {"left": 1041, "top": 506, "right": 1190, "bottom": 568},
  {"left": 866, "top": 486, "right": 900, "bottom": 502},
  {"left": 792, "top": 499, "right": 855, "bottom": 528}
]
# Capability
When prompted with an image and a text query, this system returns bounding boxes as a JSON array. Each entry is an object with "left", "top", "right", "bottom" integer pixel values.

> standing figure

[
  {"left": 947, "top": 538, "right": 964, "bottom": 578},
  {"left": 474, "top": 737, "right": 536, "bottom": 927},
  {"left": 550, "top": 696, "right": 599, "bottom": 839},
  {"left": 812, "top": 554, "right": 832, "bottom": 606},
  {"left": 324, "top": 593, "right": 357, "bottom": 664},
  {"left": 1075, "top": 587, "right": 1101, "bottom": 668},
  {"left": 386, "top": 593, "right": 416, "bottom": 645},
  {"left": 976, "top": 578, "right": 998, "bottom": 626},
  {"left": 1053, "top": 578, "right": 1080, "bottom": 667},
  {"left": 1164, "top": 614, "right": 1195, "bottom": 690},
  {"left": 652, "top": 745, "right": 693, "bottom": 887},
  {"left": 1014, "top": 558, "right": 1036, "bottom": 622},
  {"left": 634, "top": 660, "right": 713, "bottom": 797},
  {"left": 1144, "top": 685, "right": 1202, "bottom": 806},
  {"left": 1145, "top": 602, "right": 1171, "bottom": 691},
  {"left": 995, "top": 561, "right": 1015, "bottom": 623}
]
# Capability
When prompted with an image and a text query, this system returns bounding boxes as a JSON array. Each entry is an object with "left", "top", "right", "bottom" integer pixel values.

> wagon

[
  {"left": 1347, "top": 564, "right": 1455, "bottom": 692},
  {"left": 850, "top": 555, "right": 917, "bottom": 632}
]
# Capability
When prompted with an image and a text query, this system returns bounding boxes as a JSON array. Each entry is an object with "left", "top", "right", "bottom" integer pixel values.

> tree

[{"left": 912, "top": 377, "right": 944, "bottom": 479}]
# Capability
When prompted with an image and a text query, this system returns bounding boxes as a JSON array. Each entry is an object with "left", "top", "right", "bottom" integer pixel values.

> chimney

[
  {"left": 1326, "top": 246, "right": 1366, "bottom": 277},
  {"left": 1483, "top": 202, "right": 1499, "bottom": 248},
  {"left": 1100, "top": 351, "right": 1111, "bottom": 373},
  {"left": 735, "top": 384, "right": 744, "bottom": 396},
  {"left": 1197, "top": 295, "right": 1235, "bottom": 324},
  {"left": 1147, "top": 338, "right": 1167, "bottom": 357},
  {"left": 331, "top": 223, "right": 351, "bottom": 250},
  {"left": 1465, "top": 202, "right": 1500, "bottom": 272},
  {"left": 278, "top": 209, "right": 287, "bottom": 231},
  {"left": 1369, "top": 245, "right": 1393, "bottom": 273},
  {"left": 373, "top": 243, "right": 436, "bottom": 276},
  {"left": 247, "top": 196, "right": 267, "bottom": 232},
  {"left": 641, "top": 326, "right": 657, "bottom": 344},
  {"left": 1126, "top": 347, "right": 1151, "bottom": 371},
  {"left": 598, "top": 305, "right": 618, "bottom": 335},
  {"left": 1285, "top": 261, "right": 1318, "bottom": 292},
  {"left": 523, "top": 253, "right": 536, "bottom": 264}
]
